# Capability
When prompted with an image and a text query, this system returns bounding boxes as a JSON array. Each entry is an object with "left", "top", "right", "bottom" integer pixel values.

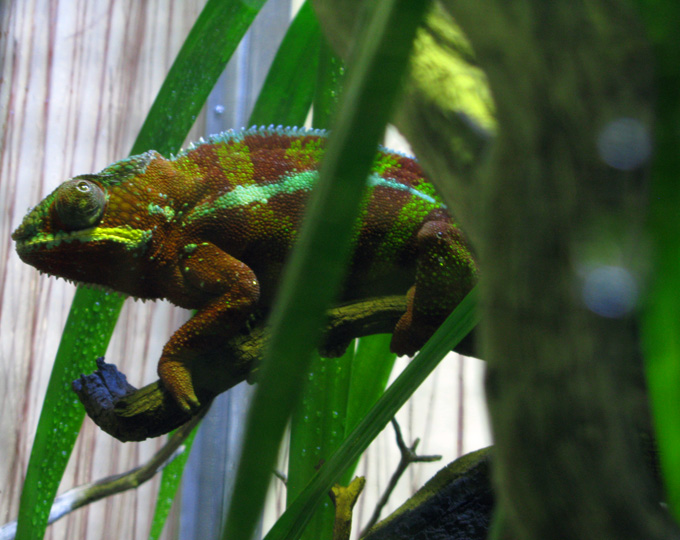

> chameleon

[{"left": 12, "top": 126, "right": 477, "bottom": 413}]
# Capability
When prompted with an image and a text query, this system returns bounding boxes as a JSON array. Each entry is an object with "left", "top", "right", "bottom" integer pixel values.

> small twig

[
  {"left": 0, "top": 406, "right": 208, "bottom": 540},
  {"left": 330, "top": 476, "right": 366, "bottom": 540},
  {"left": 360, "top": 418, "right": 442, "bottom": 536}
]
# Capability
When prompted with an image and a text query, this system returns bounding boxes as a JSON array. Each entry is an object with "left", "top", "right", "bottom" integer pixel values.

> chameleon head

[{"left": 13, "top": 174, "right": 153, "bottom": 291}]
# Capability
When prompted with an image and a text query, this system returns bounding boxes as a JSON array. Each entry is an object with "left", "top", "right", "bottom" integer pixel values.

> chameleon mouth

[
  {"left": 14, "top": 225, "right": 152, "bottom": 252},
  {"left": 13, "top": 225, "right": 149, "bottom": 299},
  {"left": 43, "top": 272, "right": 125, "bottom": 296}
]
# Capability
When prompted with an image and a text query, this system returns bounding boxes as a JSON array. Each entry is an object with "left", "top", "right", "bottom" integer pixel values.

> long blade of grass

[
  {"left": 221, "top": 2, "right": 432, "bottom": 539},
  {"left": 15, "top": 1, "right": 266, "bottom": 538},
  {"left": 147, "top": 425, "right": 200, "bottom": 540},
  {"left": 264, "top": 287, "right": 479, "bottom": 540},
  {"left": 131, "top": 0, "right": 266, "bottom": 156},
  {"left": 286, "top": 349, "right": 352, "bottom": 536},
  {"left": 249, "top": 0, "right": 320, "bottom": 127},
  {"left": 284, "top": 32, "right": 347, "bottom": 540},
  {"left": 345, "top": 335, "right": 396, "bottom": 434},
  {"left": 15, "top": 289, "right": 124, "bottom": 540},
  {"left": 636, "top": 0, "right": 680, "bottom": 521},
  {"left": 286, "top": 335, "right": 397, "bottom": 540}
]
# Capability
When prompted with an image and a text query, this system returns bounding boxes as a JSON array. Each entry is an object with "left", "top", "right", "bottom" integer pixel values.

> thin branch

[
  {"left": 330, "top": 476, "right": 366, "bottom": 540},
  {"left": 0, "top": 406, "right": 207, "bottom": 540},
  {"left": 73, "top": 295, "right": 477, "bottom": 442},
  {"left": 360, "top": 418, "right": 442, "bottom": 536},
  {"left": 74, "top": 295, "right": 409, "bottom": 441}
]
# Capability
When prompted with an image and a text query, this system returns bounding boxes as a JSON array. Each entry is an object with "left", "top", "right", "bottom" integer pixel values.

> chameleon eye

[{"left": 54, "top": 178, "right": 106, "bottom": 231}]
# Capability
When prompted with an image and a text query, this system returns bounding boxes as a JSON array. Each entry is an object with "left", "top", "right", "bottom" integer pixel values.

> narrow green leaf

[
  {"left": 15, "top": 289, "right": 123, "bottom": 540},
  {"left": 221, "top": 2, "right": 432, "bottom": 539},
  {"left": 636, "top": 0, "right": 680, "bottom": 522},
  {"left": 312, "top": 37, "right": 345, "bottom": 129},
  {"left": 147, "top": 425, "right": 200, "bottom": 540},
  {"left": 264, "top": 287, "right": 479, "bottom": 540},
  {"left": 148, "top": 3, "right": 326, "bottom": 536},
  {"left": 345, "top": 334, "right": 396, "bottom": 434},
  {"left": 249, "top": 0, "right": 320, "bottom": 127},
  {"left": 287, "top": 351, "right": 352, "bottom": 535},
  {"left": 286, "top": 336, "right": 396, "bottom": 540},
  {"left": 132, "top": 0, "right": 267, "bottom": 156},
  {"left": 15, "top": 1, "right": 266, "bottom": 538},
  {"left": 150, "top": 3, "right": 323, "bottom": 536},
  {"left": 284, "top": 31, "right": 346, "bottom": 540}
]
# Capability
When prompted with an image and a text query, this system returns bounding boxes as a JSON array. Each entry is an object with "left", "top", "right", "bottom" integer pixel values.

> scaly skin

[{"left": 13, "top": 127, "right": 477, "bottom": 412}]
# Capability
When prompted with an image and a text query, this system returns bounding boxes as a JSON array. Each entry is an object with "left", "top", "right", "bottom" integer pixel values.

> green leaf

[
  {"left": 312, "top": 37, "right": 345, "bottom": 129},
  {"left": 249, "top": 0, "right": 320, "bottom": 127},
  {"left": 147, "top": 424, "right": 200, "bottom": 540},
  {"left": 148, "top": 2, "right": 325, "bottom": 536},
  {"left": 221, "top": 2, "right": 433, "bottom": 539},
  {"left": 148, "top": 3, "right": 323, "bottom": 536},
  {"left": 636, "top": 0, "right": 680, "bottom": 522},
  {"left": 15, "top": 289, "right": 123, "bottom": 540},
  {"left": 265, "top": 287, "right": 479, "bottom": 540},
  {"left": 287, "top": 350, "right": 352, "bottom": 537},
  {"left": 15, "top": 1, "right": 266, "bottom": 538},
  {"left": 286, "top": 337, "right": 396, "bottom": 540},
  {"left": 132, "top": 0, "right": 267, "bottom": 156},
  {"left": 284, "top": 30, "right": 347, "bottom": 540},
  {"left": 345, "top": 334, "right": 396, "bottom": 434}
]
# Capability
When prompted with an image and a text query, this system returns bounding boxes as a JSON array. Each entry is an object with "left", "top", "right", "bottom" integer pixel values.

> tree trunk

[{"left": 314, "top": 1, "right": 679, "bottom": 538}]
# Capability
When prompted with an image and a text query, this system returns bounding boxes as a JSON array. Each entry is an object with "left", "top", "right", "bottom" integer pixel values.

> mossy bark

[{"left": 440, "top": 3, "right": 674, "bottom": 538}]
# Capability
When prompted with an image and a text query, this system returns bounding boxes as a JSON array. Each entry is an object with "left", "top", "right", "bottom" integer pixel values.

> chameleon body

[{"left": 13, "top": 127, "right": 477, "bottom": 412}]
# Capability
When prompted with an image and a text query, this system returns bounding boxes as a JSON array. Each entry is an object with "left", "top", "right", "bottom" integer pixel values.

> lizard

[{"left": 12, "top": 126, "right": 477, "bottom": 413}]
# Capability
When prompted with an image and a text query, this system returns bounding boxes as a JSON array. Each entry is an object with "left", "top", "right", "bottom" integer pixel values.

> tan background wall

[{"left": 0, "top": 2, "right": 206, "bottom": 538}]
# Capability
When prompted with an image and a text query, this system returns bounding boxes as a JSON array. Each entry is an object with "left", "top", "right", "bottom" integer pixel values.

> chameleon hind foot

[
  {"left": 158, "top": 355, "right": 202, "bottom": 413},
  {"left": 391, "top": 221, "right": 478, "bottom": 356},
  {"left": 390, "top": 288, "right": 441, "bottom": 356}
]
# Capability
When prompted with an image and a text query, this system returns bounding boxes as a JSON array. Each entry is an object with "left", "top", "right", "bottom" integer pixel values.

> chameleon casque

[{"left": 13, "top": 126, "right": 477, "bottom": 413}]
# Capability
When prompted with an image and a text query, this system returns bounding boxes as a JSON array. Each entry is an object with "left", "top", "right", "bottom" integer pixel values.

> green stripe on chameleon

[
  {"left": 186, "top": 171, "right": 442, "bottom": 225},
  {"left": 186, "top": 170, "right": 319, "bottom": 224},
  {"left": 20, "top": 225, "right": 152, "bottom": 251},
  {"left": 371, "top": 175, "right": 442, "bottom": 265}
]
